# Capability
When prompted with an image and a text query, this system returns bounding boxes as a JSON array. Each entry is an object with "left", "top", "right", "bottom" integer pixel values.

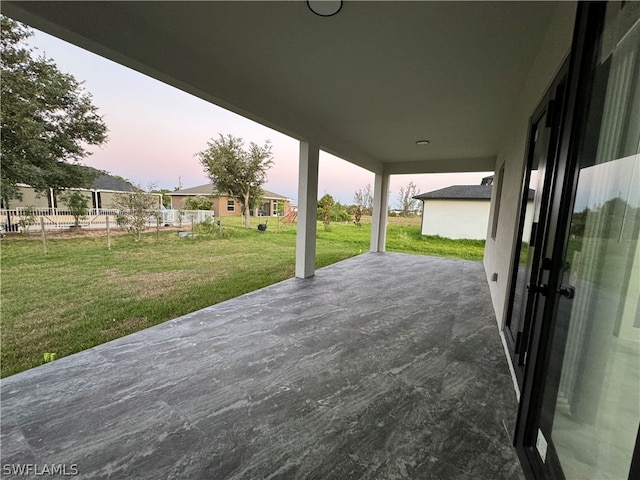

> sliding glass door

[{"left": 515, "top": 3, "right": 640, "bottom": 479}]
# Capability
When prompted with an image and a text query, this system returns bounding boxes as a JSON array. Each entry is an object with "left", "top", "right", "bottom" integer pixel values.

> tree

[
  {"left": 397, "top": 181, "right": 420, "bottom": 217},
  {"left": 354, "top": 205, "right": 362, "bottom": 227},
  {"left": 196, "top": 134, "right": 274, "bottom": 228},
  {"left": 113, "top": 187, "right": 158, "bottom": 242},
  {"left": 317, "top": 194, "right": 350, "bottom": 229},
  {"left": 59, "top": 191, "right": 89, "bottom": 229},
  {"left": 318, "top": 194, "right": 334, "bottom": 231},
  {"left": 353, "top": 184, "right": 373, "bottom": 215},
  {"left": 1, "top": 16, "right": 108, "bottom": 205},
  {"left": 184, "top": 195, "right": 214, "bottom": 211}
]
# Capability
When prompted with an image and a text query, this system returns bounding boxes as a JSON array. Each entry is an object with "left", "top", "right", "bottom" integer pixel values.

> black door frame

[
  {"left": 513, "top": 2, "right": 640, "bottom": 479},
  {"left": 503, "top": 59, "right": 569, "bottom": 388}
]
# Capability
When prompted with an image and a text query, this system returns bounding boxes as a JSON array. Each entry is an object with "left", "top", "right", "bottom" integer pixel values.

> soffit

[{"left": 3, "top": 1, "right": 561, "bottom": 174}]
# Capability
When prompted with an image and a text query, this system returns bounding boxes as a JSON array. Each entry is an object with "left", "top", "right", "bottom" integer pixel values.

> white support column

[
  {"left": 296, "top": 141, "right": 320, "bottom": 278},
  {"left": 370, "top": 171, "right": 390, "bottom": 252}
]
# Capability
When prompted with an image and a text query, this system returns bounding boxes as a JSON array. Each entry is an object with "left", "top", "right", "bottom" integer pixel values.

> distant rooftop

[
  {"left": 169, "top": 183, "right": 289, "bottom": 200},
  {"left": 17, "top": 166, "right": 137, "bottom": 193},
  {"left": 414, "top": 184, "right": 534, "bottom": 201},
  {"left": 414, "top": 185, "right": 493, "bottom": 200},
  {"left": 91, "top": 170, "right": 136, "bottom": 192}
]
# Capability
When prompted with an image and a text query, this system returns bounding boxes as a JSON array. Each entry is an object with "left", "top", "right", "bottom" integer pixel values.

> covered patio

[{"left": 1, "top": 253, "right": 522, "bottom": 479}]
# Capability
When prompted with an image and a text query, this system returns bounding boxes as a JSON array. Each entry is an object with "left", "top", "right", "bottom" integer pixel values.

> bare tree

[
  {"left": 363, "top": 184, "right": 373, "bottom": 211},
  {"left": 113, "top": 186, "right": 158, "bottom": 242},
  {"left": 353, "top": 183, "right": 374, "bottom": 214},
  {"left": 397, "top": 181, "right": 420, "bottom": 217}
]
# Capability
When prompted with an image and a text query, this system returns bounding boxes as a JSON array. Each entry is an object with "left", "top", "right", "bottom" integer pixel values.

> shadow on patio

[{"left": 1, "top": 253, "right": 523, "bottom": 479}]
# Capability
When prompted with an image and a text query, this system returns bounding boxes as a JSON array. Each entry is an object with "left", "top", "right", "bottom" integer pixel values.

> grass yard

[{"left": 0, "top": 217, "right": 484, "bottom": 377}]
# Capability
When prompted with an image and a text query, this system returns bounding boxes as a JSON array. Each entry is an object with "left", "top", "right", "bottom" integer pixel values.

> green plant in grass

[
  {"left": 195, "top": 217, "right": 215, "bottom": 235},
  {"left": 195, "top": 216, "right": 229, "bottom": 238},
  {"left": 43, "top": 352, "right": 56, "bottom": 363}
]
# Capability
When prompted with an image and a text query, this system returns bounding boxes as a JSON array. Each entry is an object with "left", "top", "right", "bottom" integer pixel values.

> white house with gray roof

[{"left": 415, "top": 182, "right": 534, "bottom": 240}]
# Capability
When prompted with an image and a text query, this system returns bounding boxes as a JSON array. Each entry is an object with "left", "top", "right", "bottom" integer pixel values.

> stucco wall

[
  {"left": 8, "top": 187, "right": 50, "bottom": 208},
  {"left": 99, "top": 192, "right": 120, "bottom": 209},
  {"left": 421, "top": 199, "right": 535, "bottom": 241},
  {"left": 99, "top": 192, "right": 161, "bottom": 210},
  {"left": 483, "top": 1, "right": 577, "bottom": 326},
  {"left": 421, "top": 199, "right": 490, "bottom": 240},
  {"left": 217, "top": 197, "right": 237, "bottom": 217},
  {"left": 57, "top": 190, "right": 92, "bottom": 209}
]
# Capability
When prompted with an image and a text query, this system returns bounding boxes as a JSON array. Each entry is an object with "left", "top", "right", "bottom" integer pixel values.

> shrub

[
  {"left": 113, "top": 188, "right": 158, "bottom": 242},
  {"left": 18, "top": 206, "right": 37, "bottom": 235},
  {"left": 59, "top": 191, "right": 89, "bottom": 228}
]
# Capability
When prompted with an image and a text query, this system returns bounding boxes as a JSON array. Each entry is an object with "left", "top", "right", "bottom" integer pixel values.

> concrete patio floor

[{"left": 1, "top": 252, "right": 524, "bottom": 479}]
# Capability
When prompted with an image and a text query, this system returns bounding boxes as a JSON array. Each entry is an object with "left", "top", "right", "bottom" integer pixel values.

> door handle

[
  {"left": 526, "top": 283, "right": 548, "bottom": 296},
  {"left": 557, "top": 286, "right": 575, "bottom": 299}
]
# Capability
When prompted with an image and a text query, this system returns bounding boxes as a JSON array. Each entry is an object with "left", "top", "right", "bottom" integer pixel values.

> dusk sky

[{"left": 25, "top": 28, "right": 493, "bottom": 205}]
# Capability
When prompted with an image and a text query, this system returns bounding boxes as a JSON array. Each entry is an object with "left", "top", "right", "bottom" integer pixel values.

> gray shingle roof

[
  {"left": 261, "top": 189, "right": 290, "bottom": 200},
  {"left": 91, "top": 171, "right": 136, "bottom": 192},
  {"left": 19, "top": 165, "right": 139, "bottom": 193},
  {"left": 168, "top": 183, "right": 216, "bottom": 195},
  {"left": 414, "top": 184, "right": 534, "bottom": 201},
  {"left": 168, "top": 183, "right": 289, "bottom": 200},
  {"left": 414, "top": 185, "right": 493, "bottom": 200}
]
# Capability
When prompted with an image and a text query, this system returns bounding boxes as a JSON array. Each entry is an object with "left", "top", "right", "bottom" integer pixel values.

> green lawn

[{"left": 0, "top": 218, "right": 484, "bottom": 377}]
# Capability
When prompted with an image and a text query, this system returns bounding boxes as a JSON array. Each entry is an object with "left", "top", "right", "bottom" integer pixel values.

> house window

[
  {"left": 227, "top": 199, "right": 235, "bottom": 212},
  {"left": 490, "top": 163, "right": 505, "bottom": 240}
]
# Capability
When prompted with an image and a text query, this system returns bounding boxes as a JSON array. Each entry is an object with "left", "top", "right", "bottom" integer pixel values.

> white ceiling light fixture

[
  {"left": 307, "top": 1, "right": 343, "bottom": 17},
  {"left": 416, "top": 140, "right": 430, "bottom": 145}
]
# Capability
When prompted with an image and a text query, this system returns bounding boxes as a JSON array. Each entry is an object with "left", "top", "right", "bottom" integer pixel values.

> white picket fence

[{"left": 0, "top": 208, "right": 214, "bottom": 233}]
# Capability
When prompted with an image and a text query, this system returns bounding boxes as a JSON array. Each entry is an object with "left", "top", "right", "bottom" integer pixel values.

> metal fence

[
  {"left": 160, "top": 210, "right": 214, "bottom": 228},
  {"left": 0, "top": 208, "right": 215, "bottom": 233}
]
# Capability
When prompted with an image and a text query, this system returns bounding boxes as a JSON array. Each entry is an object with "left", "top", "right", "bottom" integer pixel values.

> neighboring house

[
  {"left": 2, "top": 171, "right": 161, "bottom": 210},
  {"left": 168, "top": 183, "right": 291, "bottom": 217},
  {"left": 1, "top": 172, "right": 162, "bottom": 232},
  {"left": 414, "top": 181, "right": 535, "bottom": 240}
]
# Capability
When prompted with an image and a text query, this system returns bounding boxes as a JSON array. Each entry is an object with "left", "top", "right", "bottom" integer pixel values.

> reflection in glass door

[
  {"left": 505, "top": 66, "right": 567, "bottom": 385},
  {"left": 505, "top": 115, "right": 548, "bottom": 377},
  {"left": 534, "top": 4, "right": 640, "bottom": 479}
]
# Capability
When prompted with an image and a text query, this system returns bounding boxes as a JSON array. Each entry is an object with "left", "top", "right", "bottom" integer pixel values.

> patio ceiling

[{"left": 3, "top": 1, "right": 559, "bottom": 174}]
